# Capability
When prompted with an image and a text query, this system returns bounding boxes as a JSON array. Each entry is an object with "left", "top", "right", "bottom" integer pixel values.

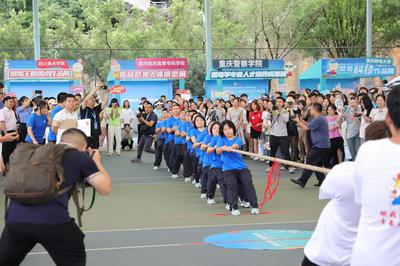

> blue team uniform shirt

[
  {"left": 48, "top": 105, "right": 63, "bottom": 142},
  {"left": 165, "top": 117, "right": 180, "bottom": 143},
  {"left": 209, "top": 136, "right": 223, "bottom": 169},
  {"left": 179, "top": 121, "right": 190, "bottom": 145},
  {"left": 184, "top": 123, "right": 193, "bottom": 151},
  {"left": 156, "top": 120, "right": 167, "bottom": 140},
  {"left": 25, "top": 113, "right": 48, "bottom": 144},
  {"left": 201, "top": 134, "right": 213, "bottom": 167},
  {"left": 174, "top": 120, "right": 184, "bottom": 145},
  {"left": 216, "top": 136, "right": 247, "bottom": 171},
  {"left": 194, "top": 128, "right": 208, "bottom": 158}
]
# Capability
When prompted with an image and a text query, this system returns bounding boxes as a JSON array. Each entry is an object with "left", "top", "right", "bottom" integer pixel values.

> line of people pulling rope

[{"left": 131, "top": 103, "right": 260, "bottom": 216}]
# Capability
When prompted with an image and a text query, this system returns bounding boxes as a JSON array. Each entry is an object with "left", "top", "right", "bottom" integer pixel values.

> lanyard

[{"left": 85, "top": 108, "right": 98, "bottom": 130}]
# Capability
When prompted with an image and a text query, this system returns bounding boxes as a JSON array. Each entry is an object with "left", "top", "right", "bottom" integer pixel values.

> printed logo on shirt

[{"left": 391, "top": 174, "right": 400, "bottom": 206}]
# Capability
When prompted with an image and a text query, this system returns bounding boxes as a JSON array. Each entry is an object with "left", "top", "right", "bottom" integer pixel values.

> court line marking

[
  {"left": 84, "top": 220, "right": 317, "bottom": 233},
  {"left": 28, "top": 237, "right": 311, "bottom": 255}
]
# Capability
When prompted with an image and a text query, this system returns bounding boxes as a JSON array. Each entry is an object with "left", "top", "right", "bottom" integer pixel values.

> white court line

[
  {"left": 84, "top": 220, "right": 317, "bottom": 233},
  {"left": 28, "top": 243, "right": 195, "bottom": 255},
  {"left": 27, "top": 221, "right": 317, "bottom": 256}
]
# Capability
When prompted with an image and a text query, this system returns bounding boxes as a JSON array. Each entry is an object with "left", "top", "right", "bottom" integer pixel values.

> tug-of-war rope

[{"left": 227, "top": 148, "right": 331, "bottom": 210}]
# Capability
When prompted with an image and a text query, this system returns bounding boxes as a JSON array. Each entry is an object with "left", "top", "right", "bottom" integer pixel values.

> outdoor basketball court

[{"left": 1, "top": 151, "right": 327, "bottom": 266}]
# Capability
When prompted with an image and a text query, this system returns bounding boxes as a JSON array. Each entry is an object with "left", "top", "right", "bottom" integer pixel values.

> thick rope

[{"left": 227, "top": 148, "right": 331, "bottom": 174}]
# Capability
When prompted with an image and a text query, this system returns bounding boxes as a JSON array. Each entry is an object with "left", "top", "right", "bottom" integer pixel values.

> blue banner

[{"left": 322, "top": 58, "right": 396, "bottom": 78}]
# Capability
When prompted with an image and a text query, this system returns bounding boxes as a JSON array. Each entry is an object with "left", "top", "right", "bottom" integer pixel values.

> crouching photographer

[{"left": 131, "top": 102, "right": 158, "bottom": 163}]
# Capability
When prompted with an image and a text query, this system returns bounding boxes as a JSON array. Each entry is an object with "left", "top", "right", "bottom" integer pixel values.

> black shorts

[{"left": 250, "top": 128, "right": 261, "bottom": 139}]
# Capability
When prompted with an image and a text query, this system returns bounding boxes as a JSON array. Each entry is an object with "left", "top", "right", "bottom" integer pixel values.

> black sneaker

[
  {"left": 290, "top": 178, "right": 305, "bottom": 188},
  {"left": 130, "top": 158, "right": 142, "bottom": 163}
]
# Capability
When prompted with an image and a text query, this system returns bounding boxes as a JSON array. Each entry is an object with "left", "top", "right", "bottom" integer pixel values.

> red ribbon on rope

[{"left": 259, "top": 161, "right": 281, "bottom": 210}]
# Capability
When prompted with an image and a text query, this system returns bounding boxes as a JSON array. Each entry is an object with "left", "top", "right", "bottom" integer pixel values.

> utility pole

[
  {"left": 366, "top": 0, "right": 372, "bottom": 57},
  {"left": 33, "top": 0, "right": 41, "bottom": 60},
  {"left": 204, "top": 0, "right": 212, "bottom": 73}
]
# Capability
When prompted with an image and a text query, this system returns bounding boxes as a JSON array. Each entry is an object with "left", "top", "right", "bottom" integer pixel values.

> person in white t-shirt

[
  {"left": 351, "top": 85, "right": 400, "bottom": 266},
  {"left": 52, "top": 94, "right": 78, "bottom": 143},
  {"left": 370, "top": 94, "right": 388, "bottom": 122},
  {"left": 302, "top": 121, "right": 390, "bottom": 266},
  {"left": 121, "top": 100, "right": 134, "bottom": 128}
]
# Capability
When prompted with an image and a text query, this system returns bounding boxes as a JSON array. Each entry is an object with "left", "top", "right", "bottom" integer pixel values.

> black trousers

[
  {"left": 183, "top": 150, "right": 194, "bottom": 178},
  {"left": 193, "top": 156, "right": 202, "bottom": 183},
  {"left": 301, "top": 256, "right": 319, "bottom": 266},
  {"left": 137, "top": 124, "right": 142, "bottom": 143},
  {"left": 269, "top": 135, "right": 291, "bottom": 167},
  {"left": 154, "top": 138, "right": 165, "bottom": 167},
  {"left": 200, "top": 166, "right": 210, "bottom": 194},
  {"left": 162, "top": 140, "right": 172, "bottom": 170},
  {"left": 172, "top": 144, "right": 185, "bottom": 175},
  {"left": 223, "top": 168, "right": 258, "bottom": 210},
  {"left": 2, "top": 130, "right": 17, "bottom": 165},
  {"left": 136, "top": 135, "right": 155, "bottom": 159},
  {"left": 207, "top": 168, "right": 227, "bottom": 202},
  {"left": 0, "top": 221, "right": 85, "bottom": 266},
  {"left": 298, "top": 147, "right": 330, "bottom": 185},
  {"left": 17, "top": 123, "right": 27, "bottom": 143},
  {"left": 121, "top": 139, "right": 133, "bottom": 150}
]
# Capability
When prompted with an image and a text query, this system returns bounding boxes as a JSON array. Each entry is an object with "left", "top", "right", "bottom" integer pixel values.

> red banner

[
  {"left": 110, "top": 85, "right": 126, "bottom": 94},
  {"left": 7, "top": 69, "right": 73, "bottom": 79},
  {"left": 135, "top": 58, "right": 188, "bottom": 70},
  {"left": 119, "top": 70, "right": 187, "bottom": 79},
  {"left": 37, "top": 59, "right": 69, "bottom": 69}
]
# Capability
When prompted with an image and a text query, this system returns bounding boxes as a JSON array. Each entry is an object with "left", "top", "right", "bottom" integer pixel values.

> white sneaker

[
  {"left": 216, "top": 184, "right": 220, "bottom": 189},
  {"left": 108, "top": 153, "right": 113, "bottom": 156},
  {"left": 207, "top": 198, "right": 216, "bottom": 205},
  {"left": 225, "top": 204, "right": 230, "bottom": 210},
  {"left": 184, "top": 177, "right": 191, "bottom": 182},
  {"left": 240, "top": 201, "right": 251, "bottom": 208},
  {"left": 192, "top": 179, "right": 196, "bottom": 185},
  {"left": 167, "top": 168, "right": 171, "bottom": 172},
  {"left": 200, "top": 193, "right": 207, "bottom": 199},
  {"left": 195, "top": 182, "right": 201, "bottom": 188},
  {"left": 171, "top": 174, "right": 179, "bottom": 179},
  {"left": 153, "top": 166, "right": 159, "bottom": 171},
  {"left": 231, "top": 209, "right": 241, "bottom": 216},
  {"left": 280, "top": 166, "right": 285, "bottom": 170},
  {"left": 288, "top": 167, "right": 296, "bottom": 174},
  {"left": 251, "top": 208, "right": 260, "bottom": 215}
]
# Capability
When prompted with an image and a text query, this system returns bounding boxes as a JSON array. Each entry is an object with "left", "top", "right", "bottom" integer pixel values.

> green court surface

[{"left": 0, "top": 150, "right": 327, "bottom": 266}]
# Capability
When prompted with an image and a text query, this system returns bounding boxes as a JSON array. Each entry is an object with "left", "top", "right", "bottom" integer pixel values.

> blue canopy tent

[
  {"left": 299, "top": 58, "right": 397, "bottom": 94},
  {"left": 205, "top": 59, "right": 286, "bottom": 100}
]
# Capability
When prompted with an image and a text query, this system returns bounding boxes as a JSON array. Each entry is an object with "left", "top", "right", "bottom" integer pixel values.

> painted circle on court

[{"left": 204, "top": 230, "right": 313, "bottom": 250}]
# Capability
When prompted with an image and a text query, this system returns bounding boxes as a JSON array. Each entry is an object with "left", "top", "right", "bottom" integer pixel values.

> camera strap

[{"left": 71, "top": 184, "right": 96, "bottom": 228}]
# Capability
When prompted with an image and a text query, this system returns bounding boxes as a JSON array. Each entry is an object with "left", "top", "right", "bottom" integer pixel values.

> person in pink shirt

[
  {"left": 249, "top": 100, "right": 263, "bottom": 160},
  {"left": 326, "top": 104, "right": 344, "bottom": 166}
]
